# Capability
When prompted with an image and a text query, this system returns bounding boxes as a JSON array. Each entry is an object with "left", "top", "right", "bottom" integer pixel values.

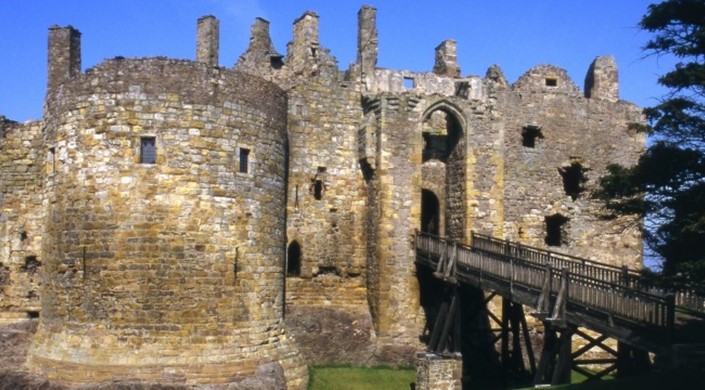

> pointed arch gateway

[{"left": 420, "top": 101, "right": 467, "bottom": 241}]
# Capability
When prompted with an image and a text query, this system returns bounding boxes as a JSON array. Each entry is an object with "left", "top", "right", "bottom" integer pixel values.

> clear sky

[{"left": 0, "top": 0, "right": 675, "bottom": 123}]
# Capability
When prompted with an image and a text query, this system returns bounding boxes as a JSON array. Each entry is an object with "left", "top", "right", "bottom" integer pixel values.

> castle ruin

[{"left": 0, "top": 6, "right": 644, "bottom": 389}]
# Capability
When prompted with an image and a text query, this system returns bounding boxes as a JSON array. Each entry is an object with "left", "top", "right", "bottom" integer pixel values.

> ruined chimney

[
  {"left": 287, "top": 11, "right": 319, "bottom": 61},
  {"left": 433, "top": 40, "right": 460, "bottom": 77},
  {"left": 235, "top": 18, "right": 283, "bottom": 71},
  {"left": 197, "top": 15, "right": 219, "bottom": 66},
  {"left": 584, "top": 56, "right": 618, "bottom": 102},
  {"left": 48, "top": 25, "right": 81, "bottom": 90},
  {"left": 357, "top": 5, "right": 378, "bottom": 76}
]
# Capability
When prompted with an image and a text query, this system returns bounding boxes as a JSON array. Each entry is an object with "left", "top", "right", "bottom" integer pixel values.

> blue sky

[{"left": 1, "top": 0, "right": 675, "bottom": 122}]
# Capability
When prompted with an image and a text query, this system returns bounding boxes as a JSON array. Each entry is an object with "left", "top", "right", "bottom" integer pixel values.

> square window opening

[
  {"left": 140, "top": 137, "right": 156, "bottom": 164},
  {"left": 403, "top": 77, "right": 415, "bottom": 89},
  {"left": 545, "top": 78, "right": 558, "bottom": 87}
]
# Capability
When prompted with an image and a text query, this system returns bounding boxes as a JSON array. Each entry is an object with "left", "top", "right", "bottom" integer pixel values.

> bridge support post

[
  {"left": 428, "top": 285, "right": 461, "bottom": 353},
  {"left": 616, "top": 342, "right": 651, "bottom": 377},
  {"left": 414, "top": 351, "right": 463, "bottom": 390},
  {"left": 500, "top": 298, "right": 536, "bottom": 378},
  {"left": 534, "top": 323, "right": 574, "bottom": 386}
]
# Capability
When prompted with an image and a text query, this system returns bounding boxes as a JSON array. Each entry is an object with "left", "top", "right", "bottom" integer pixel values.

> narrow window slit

[
  {"left": 287, "top": 241, "right": 301, "bottom": 277},
  {"left": 239, "top": 148, "right": 250, "bottom": 173}
]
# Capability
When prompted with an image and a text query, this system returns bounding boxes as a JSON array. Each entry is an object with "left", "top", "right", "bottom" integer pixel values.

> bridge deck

[{"left": 415, "top": 232, "right": 705, "bottom": 358}]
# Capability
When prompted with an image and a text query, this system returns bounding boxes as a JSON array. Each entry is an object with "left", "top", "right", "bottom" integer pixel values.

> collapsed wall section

[
  {"left": 283, "top": 74, "right": 375, "bottom": 366},
  {"left": 0, "top": 117, "right": 44, "bottom": 323},
  {"left": 26, "top": 58, "right": 306, "bottom": 388},
  {"left": 498, "top": 62, "right": 645, "bottom": 267},
  {"left": 285, "top": 77, "right": 367, "bottom": 302}
]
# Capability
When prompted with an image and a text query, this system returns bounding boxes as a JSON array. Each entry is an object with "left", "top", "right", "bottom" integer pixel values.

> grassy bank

[
  {"left": 308, "top": 366, "right": 415, "bottom": 390},
  {"left": 308, "top": 366, "right": 701, "bottom": 389}
]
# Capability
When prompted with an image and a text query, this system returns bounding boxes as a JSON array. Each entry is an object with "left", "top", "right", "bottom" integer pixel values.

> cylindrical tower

[{"left": 27, "top": 57, "right": 305, "bottom": 388}]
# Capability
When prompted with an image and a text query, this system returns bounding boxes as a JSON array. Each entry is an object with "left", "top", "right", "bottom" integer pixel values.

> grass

[
  {"left": 308, "top": 366, "right": 703, "bottom": 389},
  {"left": 308, "top": 366, "right": 415, "bottom": 390}
]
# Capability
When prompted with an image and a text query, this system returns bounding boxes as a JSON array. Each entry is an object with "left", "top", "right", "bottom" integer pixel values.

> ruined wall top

[
  {"left": 433, "top": 40, "right": 460, "bottom": 78},
  {"left": 585, "top": 55, "right": 619, "bottom": 102},
  {"left": 512, "top": 64, "right": 583, "bottom": 97},
  {"left": 357, "top": 5, "right": 378, "bottom": 77},
  {"left": 235, "top": 17, "right": 283, "bottom": 74}
]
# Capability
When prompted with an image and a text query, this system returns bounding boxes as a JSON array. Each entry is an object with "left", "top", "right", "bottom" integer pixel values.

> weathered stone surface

[
  {"left": 415, "top": 352, "right": 463, "bottom": 390},
  {"left": 0, "top": 6, "right": 645, "bottom": 388},
  {"left": 285, "top": 306, "right": 376, "bottom": 366}
]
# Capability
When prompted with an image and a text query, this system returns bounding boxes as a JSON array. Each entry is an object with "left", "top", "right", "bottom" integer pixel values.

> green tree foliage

[{"left": 594, "top": 0, "right": 705, "bottom": 291}]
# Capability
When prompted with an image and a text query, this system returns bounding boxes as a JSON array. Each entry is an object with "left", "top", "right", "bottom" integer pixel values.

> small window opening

[
  {"left": 313, "top": 180, "right": 323, "bottom": 200},
  {"left": 559, "top": 160, "right": 588, "bottom": 200},
  {"left": 522, "top": 125, "right": 544, "bottom": 148},
  {"left": 403, "top": 77, "right": 415, "bottom": 89},
  {"left": 545, "top": 78, "right": 558, "bottom": 87},
  {"left": 21, "top": 256, "right": 41, "bottom": 273},
  {"left": 312, "top": 167, "right": 326, "bottom": 200},
  {"left": 27, "top": 311, "right": 40, "bottom": 319},
  {"left": 545, "top": 214, "right": 569, "bottom": 247},
  {"left": 295, "top": 185, "right": 299, "bottom": 208},
  {"left": 318, "top": 266, "right": 337, "bottom": 275},
  {"left": 47, "top": 147, "right": 56, "bottom": 173},
  {"left": 239, "top": 148, "right": 250, "bottom": 173},
  {"left": 287, "top": 241, "right": 301, "bottom": 277},
  {"left": 270, "top": 55, "right": 284, "bottom": 69},
  {"left": 455, "top": 81, "right": 469, "bottom": 98},
  {"left": 140, "top": 137, "right": 156, "bottom": 164},
  {"left": 310, "top": 47, "right": 318, "bottom": 57},
  {"left": 19, "top": 231, "right": 28, "bottom": 242}
]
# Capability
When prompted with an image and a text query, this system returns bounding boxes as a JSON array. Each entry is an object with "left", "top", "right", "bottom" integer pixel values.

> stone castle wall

[
  {"left": 26, "top": 57, "right": 306, "bottom": 388},
  {"left": 499, "top": 62, "right": 645, "bottom": 267},
  {"left": 0, "top": 118, "right": 43, "bottom": 323},
  {"left": 0, "top": 5, "right": 645, "bottom": 387}
]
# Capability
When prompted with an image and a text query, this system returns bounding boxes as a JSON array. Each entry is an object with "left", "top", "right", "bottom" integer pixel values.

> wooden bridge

[{"left": 415, "top": 231, "right": 705, "bottom": 386}]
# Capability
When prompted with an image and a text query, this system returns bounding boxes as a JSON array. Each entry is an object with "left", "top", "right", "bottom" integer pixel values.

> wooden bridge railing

[
  {"left": 415, "top": 232, "right": 676, "bottom": 335},
  {"left": 470, "top": 232, "right": 705, "bottom": 315},
  {"left": 471, "top": 233, "right": 640, "bottom": 286}
]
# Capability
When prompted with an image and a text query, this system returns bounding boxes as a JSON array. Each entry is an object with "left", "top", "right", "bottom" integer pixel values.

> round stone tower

[{"left": 27, "top": 46, "right": 305, "bottom": 387}]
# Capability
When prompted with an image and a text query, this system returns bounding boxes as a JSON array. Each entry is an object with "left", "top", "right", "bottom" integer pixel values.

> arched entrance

[
  {"left": 420, "top": 103, "right": 465, "bottom": 240},
  {"left": 287, "top": 241, "right": 301, "bottom": 277},
  {"left": 421, "top": 189, "right": 441, "bottom": 235}
]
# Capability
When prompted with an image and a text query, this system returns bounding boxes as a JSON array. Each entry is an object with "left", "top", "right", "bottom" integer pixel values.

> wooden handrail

[
  {"left": 469, "top": 232, "right": 705, "bottom": 314},
  {"left": 415, "top": 232, "right": 677, "bottom": 332}
]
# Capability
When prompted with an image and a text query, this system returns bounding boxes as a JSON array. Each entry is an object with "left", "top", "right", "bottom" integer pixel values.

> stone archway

[{"left": 421, "top": 102, "right": 466, "bottom": 241}]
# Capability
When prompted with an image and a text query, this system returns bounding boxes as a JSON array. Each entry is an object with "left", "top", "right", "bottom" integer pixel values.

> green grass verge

[
  {"left": 522, "top": 369, "right": 701, "bottom": 389},
  {"left": 309, "top": 366, "right": 702, "bottom": 389},
  {"left": 308, "top": 366, "right": 415, "bottom": 390}
]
